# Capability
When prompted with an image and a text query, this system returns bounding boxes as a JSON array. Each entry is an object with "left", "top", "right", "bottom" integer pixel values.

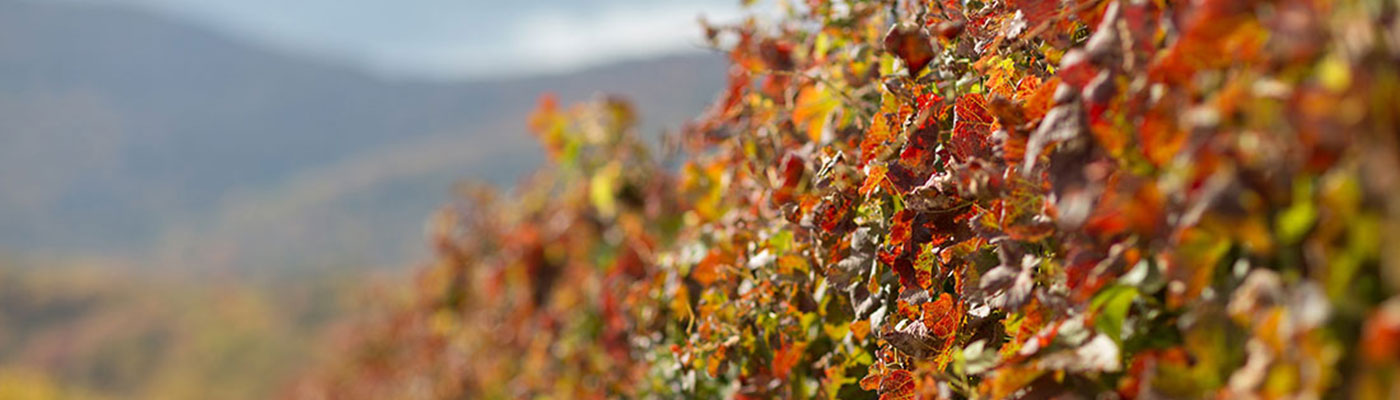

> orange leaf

[
  {"left": 859, "top": 371, "right": 882, "bottom": 391},
  {"left": 692, "top": 250, "right": 727, "bottom": 286},
  {"left": 771, "top": 341, "right": 808, "bottom": 380},
  {"left": 861, "top": 164, "right": 889, "bottom": 197},
  {"left": 851, "top": 320, "right": 872, "bottom": 342},
  {"left": 879, "top": 369, "right": 917, "bottom": 400}
]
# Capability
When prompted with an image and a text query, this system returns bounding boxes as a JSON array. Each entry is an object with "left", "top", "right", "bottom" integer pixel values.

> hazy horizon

[
  {"left": 42, "top": 0, "right": 743, "bottom": 80},
  {"left": 0, "top": 0, "right": 729, "bottom": 270}
]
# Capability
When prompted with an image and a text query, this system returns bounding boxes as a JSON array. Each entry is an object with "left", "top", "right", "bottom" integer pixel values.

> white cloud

[
  {"left": 508, "top": 6, "right": 731, "bottom": 71},
  {"left": 364, "top": 3, "right": 744, "bottom": 79},
  {"left": 58, "top": 0, "right": 747, "bottom": 80}
]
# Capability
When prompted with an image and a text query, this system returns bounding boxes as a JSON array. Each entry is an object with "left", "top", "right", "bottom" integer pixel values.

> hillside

[
  {"left": 0, "top": 261, "right": 372, "bottom": 399},
  {"left": 0, "top": 0, "right": 725, "bottom": 269}
]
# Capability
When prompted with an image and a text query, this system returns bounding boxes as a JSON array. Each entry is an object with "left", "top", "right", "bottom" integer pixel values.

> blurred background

[{"left": 0, "top": 0, "right": 735, "bottom": 397}]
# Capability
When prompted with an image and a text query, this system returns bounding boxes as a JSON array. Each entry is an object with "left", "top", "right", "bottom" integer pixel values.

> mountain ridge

[{"left": 0, "top": 0, "right": 726, "bottom": 269}]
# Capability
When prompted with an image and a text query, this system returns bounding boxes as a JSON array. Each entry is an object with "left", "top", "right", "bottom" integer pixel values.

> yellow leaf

[
  {"left": 795, "top": 84, "right": 840, "bottom": 143},
  {"left": 590, "top": 161, "right": 621, "bottom": 218}
]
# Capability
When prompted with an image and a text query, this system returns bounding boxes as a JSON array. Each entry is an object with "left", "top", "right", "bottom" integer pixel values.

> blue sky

[{"left": 82, "top": 0, "right": 744, "bottom": 80}]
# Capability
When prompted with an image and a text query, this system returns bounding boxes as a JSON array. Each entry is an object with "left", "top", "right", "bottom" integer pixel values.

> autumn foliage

[{"left": 297, "top": 0, "right": 1400, "bottom": 398}]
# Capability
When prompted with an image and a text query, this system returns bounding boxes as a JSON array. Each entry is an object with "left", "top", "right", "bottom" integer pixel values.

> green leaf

[
  {"left": 1276, "top": 178, "right": 1317, "bottom": 244},
  {"left": 768, "top": 230, "right": 795, "bottom": 254},
  {"left": 1091, "top": 285, "right": 1138, "bottom": 344}
]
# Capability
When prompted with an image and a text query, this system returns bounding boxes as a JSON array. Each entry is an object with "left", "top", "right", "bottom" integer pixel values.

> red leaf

[
  {"left": 1010, "top": 0, "right": 1059, "bottom": 28},
  {"left": 888, "top": 210, "right": 916, "bottom": 245},
  {"left": 883, "top": 24, "right": 936, "bottom": 75},
  {"left": 921, "top": 292, "right": 962, "bottom": 338},
  {"left": 952, "top": 94, "right": 995, "bottom": 162}
]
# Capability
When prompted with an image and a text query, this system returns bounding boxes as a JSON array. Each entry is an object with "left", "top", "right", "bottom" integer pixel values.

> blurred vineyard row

[
  {"left": 0, "top": 261, "right": 371, "bottom": 400},
  {"left": 293, "top": 0, "right": 1400, "bottom": 398}
]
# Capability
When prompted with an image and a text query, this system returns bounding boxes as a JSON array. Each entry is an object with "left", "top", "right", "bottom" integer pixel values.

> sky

[{"left": 79, "top": 0, "right": 745, "bottom": 80}]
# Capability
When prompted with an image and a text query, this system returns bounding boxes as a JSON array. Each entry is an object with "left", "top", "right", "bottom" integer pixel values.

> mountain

[{"left": 0, "top": 0, "right": 726, "bottom": 269}]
